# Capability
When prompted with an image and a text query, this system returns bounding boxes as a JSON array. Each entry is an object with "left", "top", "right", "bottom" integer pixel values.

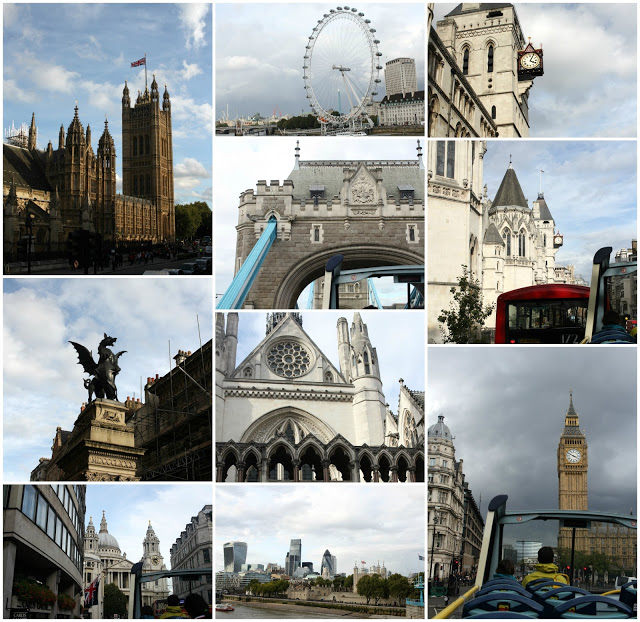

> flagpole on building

[{"left": 145, "top": 53, "right": 147, "bottom": 90}]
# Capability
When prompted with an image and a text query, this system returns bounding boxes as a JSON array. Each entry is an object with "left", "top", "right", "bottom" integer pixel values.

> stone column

[
  {"left": 45, "top": 569, "right": 60, "bottom": 619},
  {"left": 261, "top": 456, "right": 269, "bottom": 482},
  {"left": 322, "top": 459, "right": 331, "bottom": 483},
  {"left": 293, "top": 459, "right": 301, "bottom": 483},
  {"left": 3, "top": 540, "right": 17, "bottom": 619},
  {"left": 236, "top": 462, "right": 245, "bottom": 482},
  {"left": 372, "top": 467, "right": 380, "bottom": 483},
  {"left": 390, "top": 466, "right": 398, "bottom": 483},
  {"left": 349, "top": 460, "right": 359, "bottom": 482},
  {"left": 408, "top": 467, "right": 416, "bottom": 483},
  {"left": 216, "top": 462, "right": 224, "bottom": 482}
]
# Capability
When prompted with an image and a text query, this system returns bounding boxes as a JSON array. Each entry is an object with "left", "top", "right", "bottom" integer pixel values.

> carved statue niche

[{"left": 69, "top": 333, "right": 126, "bottom": 402}]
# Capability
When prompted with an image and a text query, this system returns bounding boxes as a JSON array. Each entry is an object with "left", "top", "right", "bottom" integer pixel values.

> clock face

[
  {"left": 520, "top": 52, "right": 541, "bottom": 70},
  {"left": 566, "top": 448, "right": 582, "bottom": 463},
  {"left": 152, "top": 555, "right": 160, "bottom": 565}
]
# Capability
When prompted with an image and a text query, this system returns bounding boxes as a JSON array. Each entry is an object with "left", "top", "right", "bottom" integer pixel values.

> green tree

[
  {"left": 175, "top": 203, "right": 201, "bottom": 240},
  {"left": 387, "top": 573, "right": 412, "bottom": 600},
  {"left": 356, "top": 574, "right": 374, "bottom": 604},
  {"left": 438, "top": 265, "right": 495, "bottom": 343},
  {"left": 247, "top": 579, "right": 260, "bottom": 595},
  {"left": 103, "top": 583, "right": 127, "bottom": 619},
  {"left": 333, "top": 576, "right": 343, "bottom": 591},
  {"left": 344, "top": 574, "right": 353, "bottom": 590}
]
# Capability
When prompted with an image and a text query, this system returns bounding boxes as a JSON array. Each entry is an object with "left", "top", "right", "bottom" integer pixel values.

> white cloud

[
  {"left": 3, "top": 78, "right": 34, "bottom": 103},
  {"left": 179, "top": 3, "right": 209, "bottom": 49}
]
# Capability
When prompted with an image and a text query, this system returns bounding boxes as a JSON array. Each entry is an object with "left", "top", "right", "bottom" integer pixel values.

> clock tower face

[
  {"left": 566, "top": 448, "right": 582, "bottom": 463},
  {"left": 557, "top": 392, "right": 588, "bottom": 511}
]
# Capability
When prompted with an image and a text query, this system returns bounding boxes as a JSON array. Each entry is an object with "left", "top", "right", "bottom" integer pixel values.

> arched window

[
  {"left": 463, "top": 48, "right": 469, "bottom": 75},
  {"left": 487, "top": 45, "right": 494, "bottom": 72},
  {"left": 519, "top": 230, "right": 526, "bottom": 257},
  {"left": 364, "top": 351, "right": 370, "bottom": 375},
  {"left": 491, "top": 105, "right": 496, "bottom": 120},
  {"left": 145, "top": 135, "right": 150, "bottom": 154},
  {"left": 543, "top": 233, "right": 547, "bottom": 247},
  {"left": 133, "top": 137, "right": 137, "bottom": 156},
  {"left": 503, "top": 229, "right": 511, "bottom": 256}
]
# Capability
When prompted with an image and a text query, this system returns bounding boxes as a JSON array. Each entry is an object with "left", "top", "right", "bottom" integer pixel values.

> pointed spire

[
  {"left": 417, "top": 139, "right": 423, "bottom": 169},
  {"left": 28, "top": 112, "right": 37, "bottom": 150},
  {"left": 492, "top": 164, "right": 528, "bottom": 209},
  {"left": 59, "top": 124, "right": 65, "bottom": 149},
  {"left": 294, "top": 140, "right": 300, "bottom": 170},
  {"left": 100, "top": 510, "right": 108, "bottom": 533}
]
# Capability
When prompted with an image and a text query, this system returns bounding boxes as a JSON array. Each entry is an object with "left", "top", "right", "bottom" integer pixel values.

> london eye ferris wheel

[{"left": 303, "top": 6, "right": 382, "bottom": 133}]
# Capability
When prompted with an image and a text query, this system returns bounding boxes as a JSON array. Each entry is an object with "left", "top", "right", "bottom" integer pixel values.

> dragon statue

[{"left": 69, "top": 333, "right": 127, "bottom": 402}]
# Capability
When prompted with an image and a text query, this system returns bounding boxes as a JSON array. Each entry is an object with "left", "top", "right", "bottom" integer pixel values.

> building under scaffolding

[{"left": 131, "top": 339, "right": 212, "bottom": 481}]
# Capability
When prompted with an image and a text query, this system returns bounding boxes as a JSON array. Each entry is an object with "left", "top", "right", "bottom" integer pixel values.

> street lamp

[{"left": 429, "top": 508, "right": 441, "bottom": 584}]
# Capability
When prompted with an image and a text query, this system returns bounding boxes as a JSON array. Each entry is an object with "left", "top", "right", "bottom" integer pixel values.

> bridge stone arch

[{"left": 232, "top": 144, "right": 424, "bottom": 309}]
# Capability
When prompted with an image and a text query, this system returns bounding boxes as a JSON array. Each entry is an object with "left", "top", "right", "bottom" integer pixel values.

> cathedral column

[
  {"left": 408, "top": 467, "right": 416, "bottom": 483},
  {"left": 216, "top": 462, "right": 224, "bottom": 482},
  {"left": 390, "top": 466, "right": 398, "bottom": 483},
  {"left": 292, "top": 459, "right": 301, "bottom": 483},
  {"left": 261, "top": 456, "right": 269, "bottom": 482},
  {"left": 322, "top": 459, "right": 330, "bottom": 483},
  {"left": 236, "top": 462, "right": 245, "bottom": 482},
  {"left": 349, "top": 460, "right": 358, "bottom": 482},
  {"left": 372, "top": 467, "right": 380, "bottom": 483}
]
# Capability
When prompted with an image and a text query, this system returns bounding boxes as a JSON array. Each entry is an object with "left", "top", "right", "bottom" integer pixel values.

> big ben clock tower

[{"left": 557, "top": 391, "right": 588, "bottom": 550}]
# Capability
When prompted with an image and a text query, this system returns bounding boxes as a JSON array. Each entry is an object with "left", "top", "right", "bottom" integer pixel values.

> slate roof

[
  {"left": 535, "top": 193, "right": 554, "bottom": 220},
  {"left": 445, "top": 3, "right": 513, "bottom": 17},
  {"left": 408, "top": 389, "right": 425, "bottom": 410},
  {"left": 3, "top": 143, "right": 51, "bottom": 192},
  {"left": 484, "top": 222, "right": 504, "bottom": 245},
  {"left": 380, "top": 90, "right": 425, "bottom": 104},
  {"left": 492, "top": 166, "right": 528, "bottom": 209},
  {"left": 287, "top": 160, "right": 424, "bottom": 202}
]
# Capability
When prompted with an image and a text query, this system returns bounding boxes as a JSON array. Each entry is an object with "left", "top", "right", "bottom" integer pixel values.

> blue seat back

[
  {"left": 553, "top": 594, "right": 633, "bottom": 618},
  {"left": 462, "top": 592, "right": 544, "bottom": 618}
]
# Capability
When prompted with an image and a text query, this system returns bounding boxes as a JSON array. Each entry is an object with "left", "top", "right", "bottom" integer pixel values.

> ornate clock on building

[
  {"left": 152, "top": 555, "right": 160, "bottom": 565},
  {"left": 518, "top": 43, "right": 544, "bottom": 79},
  {"left": 566, "top": 448, "right": 582, "bottom": 463}
]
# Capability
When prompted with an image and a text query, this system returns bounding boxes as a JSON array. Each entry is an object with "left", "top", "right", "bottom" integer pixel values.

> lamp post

[{"left": 429, "top": 508, "right": 440, "bottom": 585}]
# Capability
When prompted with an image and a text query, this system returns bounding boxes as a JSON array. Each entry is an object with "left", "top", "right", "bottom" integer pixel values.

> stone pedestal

[{"left": 53, "top": 399, "right": 145, "bottom": 481}]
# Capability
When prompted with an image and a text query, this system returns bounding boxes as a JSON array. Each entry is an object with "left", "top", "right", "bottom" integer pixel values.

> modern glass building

[
  {"left": 286, "top": 539, "right": 301, "bottom": 576},
  {"left": 223, "top": 541, "right": 247, "bottom": 573},
  {"left": 321, "top": 549, "right": 335, "bottom": 577}
]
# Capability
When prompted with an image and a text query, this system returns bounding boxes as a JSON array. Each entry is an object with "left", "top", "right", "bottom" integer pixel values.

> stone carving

[
  {"left": 350, "top": 179, "right": 375, "bottom": 204},
  {"left": 88, "top": 455, "right": 136, "bottom": 469},
  {"left": 101, "top": 410, "right": 121, "bottom": 423},
  {"left": 262, "top": 197, "right": 286, "bottom": 215}
]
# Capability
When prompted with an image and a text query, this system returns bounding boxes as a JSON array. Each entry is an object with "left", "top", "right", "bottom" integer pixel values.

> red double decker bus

[{"left": 495, "top": 284, "right": 590, "bottom": 344}]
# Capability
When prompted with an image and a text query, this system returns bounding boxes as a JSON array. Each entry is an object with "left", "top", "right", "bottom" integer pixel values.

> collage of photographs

[{"left": 0, "top": 1, "right": 636, "bottom": 621}]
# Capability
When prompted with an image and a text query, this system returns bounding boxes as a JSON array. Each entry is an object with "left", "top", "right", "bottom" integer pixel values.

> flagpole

[{"left": 145, "top": 53, "right": 147, "bottom": 90}]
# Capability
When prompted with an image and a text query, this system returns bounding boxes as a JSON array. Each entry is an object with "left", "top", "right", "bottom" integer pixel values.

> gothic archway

[
  {"left": 240, "top": 407, "right": 336, "bottom": 445},
  {"left": 268, "top": 444, "right": 294, "bottom": 481}
]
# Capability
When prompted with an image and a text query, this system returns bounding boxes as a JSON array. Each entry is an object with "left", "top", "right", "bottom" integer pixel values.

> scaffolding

[{"left": 133, "top": 339, "right": 212, "bottom": 481}]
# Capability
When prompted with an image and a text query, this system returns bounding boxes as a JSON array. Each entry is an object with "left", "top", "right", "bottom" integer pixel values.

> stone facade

[
  {"left": 427, "top": 140, "right": 572, "bottom": 341},
  {"left": 384, "top": 58, "right": 418, "bottom": 97},
  {"left": 428, "top": 416, "right": 465, "bottom": 582},
  {"left": 232, "top": 143, "right": 424, "bottom": 309},
  {"left": 31, "top": 399, "right": 145, "bottom": 482},
  {"left": 379, "top": 91, "right": 425, "bottom": 127},
  {"left": 216, "top": 312, "right": 424, "bottom": 482},
  {"left": 3, "top": 78, "right": 175, "bottom": 260},
  {"left": 83, "top": 512, "right": 169, "bottom": 618},
  {"left": 170, "top": 505, "right": 213, "bottom": 607},
  {"left": 429, "top": 3, "right": 542, "bottom": 138}
]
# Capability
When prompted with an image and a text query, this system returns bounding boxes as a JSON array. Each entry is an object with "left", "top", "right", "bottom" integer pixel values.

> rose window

[{"left": 267, "top": 342, "right": 311, "bottom": 377}]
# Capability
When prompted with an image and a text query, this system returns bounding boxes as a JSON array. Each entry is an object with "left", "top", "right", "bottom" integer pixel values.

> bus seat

[
  {"left": 526, "top": 580, "right": 569, "bottom": 595},
  {"left": 553, "top": 594, "right": 633, "bottom": 618},
  {"left": 466, "top": 614, "right": 540, "bottom": 619},
  {"left": 463, "top": 593, "right": 544, "bottom": 618},
  {"left": 478, "top": 583, "right": 532, "bottom": 599},
  {"left": 619, "top": 581, "right": 637, "bottom": 609},
  {"left": 536, "top": 586, "right": 590, "bottom": 616}
]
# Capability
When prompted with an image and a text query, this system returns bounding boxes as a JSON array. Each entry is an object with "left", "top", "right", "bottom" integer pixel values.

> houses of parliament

[
  {"left": 3, "top": 77, "right": 175, "bottom": 256},
  {"left": 557, "top": 392, "right": 636, "bottom": 574}
]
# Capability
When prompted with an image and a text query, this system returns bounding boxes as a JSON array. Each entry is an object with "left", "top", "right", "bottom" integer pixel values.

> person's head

[
  {"left": 184, "top": 593, "right": 209, "bottom": 618},
  {"left": 602, "top": 310, "right": 621, "bottom": 326},
  {"left": 538, "top": 546, "right": 555, "bottom": 564},
  {"left": 167, "top": 594, "right": 181, "bottom": 607},
  {"left": 141, "top": 605, "right": 154, "bottom": 616},
  {"left": 496, "top": 559, "right": 515, "bottom": 575}
]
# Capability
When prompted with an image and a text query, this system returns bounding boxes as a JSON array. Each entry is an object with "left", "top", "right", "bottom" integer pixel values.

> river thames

[{"left": 217, "top": 602, "right": 394, "bottom": 618}]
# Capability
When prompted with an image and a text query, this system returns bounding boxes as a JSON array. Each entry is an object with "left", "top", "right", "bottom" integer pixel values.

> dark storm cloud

[{"left": 428, "top": 347, "right": 636, "bottom": 541}]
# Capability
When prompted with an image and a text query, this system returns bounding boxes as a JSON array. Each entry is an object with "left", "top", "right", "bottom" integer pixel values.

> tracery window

[{"left": 267, "top": 341, "right": 311, "bottom": 378}]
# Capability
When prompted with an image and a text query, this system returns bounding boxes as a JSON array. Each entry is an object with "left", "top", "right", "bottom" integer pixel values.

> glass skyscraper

[
  {"left": 223, "top": 541, "right": 248, "bottom": 573},
  {"left": 286, "top": 538, "right": 301, "bottom": 575}
]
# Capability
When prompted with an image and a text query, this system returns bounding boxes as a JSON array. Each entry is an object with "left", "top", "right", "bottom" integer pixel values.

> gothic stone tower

[
  {"left": 557, "top": 391, "right": 589, "bottom": 551},
  {"left": 436, "top": 3, "right": 542, "bottom": 137},
  {"left": 121, "top": 76, "right": 175, "bottom": 240}
]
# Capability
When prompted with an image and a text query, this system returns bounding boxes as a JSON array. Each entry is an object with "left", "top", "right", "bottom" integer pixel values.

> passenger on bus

[
  {"left": 493, "top": 558, "right": 517, "bottom": 582},
  {"left": 521, "top": 546, "right": 569, "bottom": 588},
  {"left": 591, "top": 310, "right": 637, "bottom": 344}
]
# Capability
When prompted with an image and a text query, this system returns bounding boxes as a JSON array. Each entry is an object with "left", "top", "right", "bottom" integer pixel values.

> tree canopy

[
  {"left": 103, "top": 583, "right": 127, "bottom": 619},
  {"left": 175, "top": 201, "right": 212, "bottom": 241}
]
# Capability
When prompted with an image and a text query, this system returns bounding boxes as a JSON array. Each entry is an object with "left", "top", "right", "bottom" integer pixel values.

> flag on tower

[
  {"left": 84, "top": 577, "right": 99, "bottom": 608},
  {"left": 418, "top": 554, "right": 425, "bottom": 560},
  {"left": 131, "top": 57, "right": 146, "bottom": 67}
]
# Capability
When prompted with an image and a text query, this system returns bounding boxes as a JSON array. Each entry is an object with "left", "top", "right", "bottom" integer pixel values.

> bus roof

[{"left": 497, "top": 284, "right": 590, "bottom": 302}]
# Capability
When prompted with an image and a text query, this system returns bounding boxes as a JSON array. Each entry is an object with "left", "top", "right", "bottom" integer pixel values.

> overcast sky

[
  {"left": 431, "top": 3, "right": 637, "bottom": 137},
  {"left": 3, "top": 278, "right": 212, "bottom": 481},
  {"left": 3, "top": 3, "right": 212, "bottom": 205},
  {"left": 216, "top": 485, "right": 425, "bottom": 576},
  {"left": 215, "top": 3, "right": 425, "bottom": 120},
  {"left": 482, "top": 140, "right": 637, "bottom": 281},
  {"left": 214, "top": 138, "right": 424, "bottom": 305},
  {"left": 428, "top": 346, "right": 637, "bottom": 546},
  {"left": 83, "top": 483, "right": 211, "bottom": 570},
  {"left": 219, "top": 310, "right": 424, "bottom": 416}
]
